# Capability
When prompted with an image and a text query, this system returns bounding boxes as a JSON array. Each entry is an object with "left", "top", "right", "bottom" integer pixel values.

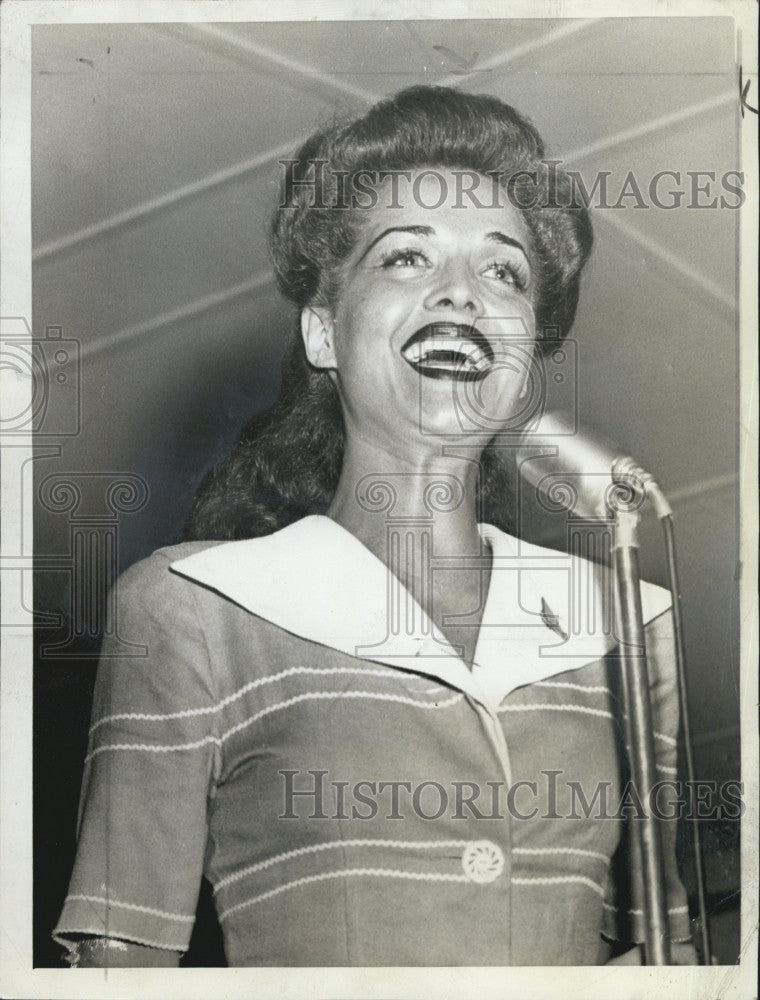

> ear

[{"left": 301, "top": 306, "right": 337, "bottom": 370}]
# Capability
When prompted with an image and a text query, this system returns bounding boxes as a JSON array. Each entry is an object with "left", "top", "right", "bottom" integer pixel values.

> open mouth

[{"left": 400, "top": 323, "right": 494, "bottom": 381}]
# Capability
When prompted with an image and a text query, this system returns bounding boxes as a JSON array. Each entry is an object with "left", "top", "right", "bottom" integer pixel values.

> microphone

[{"left": 511, "top": 410, "right": 672, "bottom": 520}]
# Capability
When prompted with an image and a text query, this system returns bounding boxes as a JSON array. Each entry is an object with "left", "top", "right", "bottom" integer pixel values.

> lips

[{"left": 400, "top": 322, "right": 495, "bottom": 381}]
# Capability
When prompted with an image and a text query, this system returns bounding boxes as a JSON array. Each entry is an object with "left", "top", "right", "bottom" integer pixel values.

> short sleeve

[
  {"left": 53, "top": 550, "right": 221, "bottom": 956},
  {"left": 602, "top": 608, "right": 693, "bottom": 948}
]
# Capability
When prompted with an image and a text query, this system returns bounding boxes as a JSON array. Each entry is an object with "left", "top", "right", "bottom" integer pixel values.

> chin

[{"left": 414, "top": 378, "right": 524, "bottom": 439}]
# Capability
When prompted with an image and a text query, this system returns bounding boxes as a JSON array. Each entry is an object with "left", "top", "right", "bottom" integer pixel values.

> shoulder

[
  {"left": 110, "top": 540, "right": 234, "bottom": 632},
  {"left": 96, "top": 542, "right": 239, "bottom": 706},
  {"left": 481, "top": 522, "right": 671, "bottom": 626},
  {"left": 117, "top": 540, "right": 228, "bottom": 591},
  {"left": 112, "top": 531, "right": 314, "bottom": 637}
]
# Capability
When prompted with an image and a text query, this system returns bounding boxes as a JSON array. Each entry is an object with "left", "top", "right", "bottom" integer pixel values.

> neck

[
  {"left": 327, "top": 434, "right": 494, "bottom": 668},
  {"left": 328, "top": 434, "right": 486, "bottom": 559}
]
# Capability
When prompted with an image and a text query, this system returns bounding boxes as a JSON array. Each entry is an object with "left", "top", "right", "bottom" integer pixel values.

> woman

[{"left": 54, "top": 85, "right": 694, "bottom": 966}]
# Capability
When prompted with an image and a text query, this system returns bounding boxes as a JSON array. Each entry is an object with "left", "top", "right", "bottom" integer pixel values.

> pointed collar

[{"left": 170, "top": 515, "right": 671, "bottom": 708}]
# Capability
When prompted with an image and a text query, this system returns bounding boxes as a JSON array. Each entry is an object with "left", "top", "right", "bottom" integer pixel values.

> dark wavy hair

[{"left": 185, "top": 85, "right": 593, "bottom": 541}]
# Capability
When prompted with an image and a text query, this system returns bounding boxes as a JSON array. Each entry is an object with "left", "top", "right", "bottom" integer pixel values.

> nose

[{"left": 423, "top": 260, "right": 483, "bottom": 315}]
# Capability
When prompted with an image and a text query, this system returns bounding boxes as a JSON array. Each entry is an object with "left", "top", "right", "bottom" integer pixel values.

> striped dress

[{"left": 54, "top": 516, "right": 691, "bottom": 965}]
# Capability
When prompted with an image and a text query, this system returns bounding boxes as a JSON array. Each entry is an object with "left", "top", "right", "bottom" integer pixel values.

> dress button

[{"left": 461, "top": 840, "right": 505, "bottom": 884}]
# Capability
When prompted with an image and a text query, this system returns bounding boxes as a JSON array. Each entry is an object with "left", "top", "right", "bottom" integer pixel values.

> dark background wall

[{"left": 31, "top": 18, "right": 742, "bottom": 965}]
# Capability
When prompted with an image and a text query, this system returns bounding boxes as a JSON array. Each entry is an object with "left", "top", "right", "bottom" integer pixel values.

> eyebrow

[
  {"left": 357, "top": 225, "right": 434, "bottom": 262},
  {"left": 357, "top": 225, "right": 529, "bottom": 263},
  {"left": 483, "top": 231, "right": 529, "bottom": 258}
]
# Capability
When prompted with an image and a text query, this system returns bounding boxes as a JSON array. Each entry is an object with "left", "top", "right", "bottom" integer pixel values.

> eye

[
  {"left": 483, "top": 260, "right": 530, "bottom": 292},
  {"left": 380, "top": 247, "right": 430, "bottom": 270}
]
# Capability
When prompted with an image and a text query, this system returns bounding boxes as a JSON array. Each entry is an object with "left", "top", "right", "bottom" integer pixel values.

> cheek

[
  {"left": 333, "top": 286, "right": 411, "bottom": 360},
  {"left": 482, "top": 286, "right": 536, "bottom": 327}
]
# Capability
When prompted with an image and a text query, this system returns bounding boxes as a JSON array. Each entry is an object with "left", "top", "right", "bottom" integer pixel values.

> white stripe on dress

[
  {"left": 86, "top": 690, "right": 462, "bottom": 760},
  {"left": 217, "top": 868, "right": 472, "bottom": 922},
  {"left": 511, "top": 874, "right": 607, "bottom": 897},
  {"left": 533, "top": 680, "right": 612, "bottom": 695},
  {"left": 498, "top": 703, "right": 615, "bottom": 720},
  {"left": 513, "top": 846, "right": 609, "bottom": 863},
  {"left": 214, "top": 837, "right": 471, "bottom": 893},
  {"left": 64, "top": 893, "right": 195, "bottom": 922},
  {"left": 90, "top": 664, "right": 404, "bottom": 732}
]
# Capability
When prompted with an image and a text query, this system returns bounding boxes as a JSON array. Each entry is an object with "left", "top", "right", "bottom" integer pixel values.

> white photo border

[{"left": 1, "top": 1, "right": 757, "bottom": 997}]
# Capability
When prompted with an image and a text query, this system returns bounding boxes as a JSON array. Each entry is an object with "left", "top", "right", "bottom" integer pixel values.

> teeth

[
  {"left": 404, "top": 337, "right": 477, "bottom": 359},
  {"left": 402, "top": 337, "right": 490, "bottom": 373}
]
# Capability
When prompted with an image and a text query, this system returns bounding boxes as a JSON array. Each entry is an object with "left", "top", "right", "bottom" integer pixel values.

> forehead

[{"left": 356, "top": 167, "right": 532, "bottom": 248}]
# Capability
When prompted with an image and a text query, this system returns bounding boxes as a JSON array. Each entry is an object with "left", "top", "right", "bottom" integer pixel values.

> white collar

[{"left": 170, "top": 515, "right": 670, "bottom": 709}]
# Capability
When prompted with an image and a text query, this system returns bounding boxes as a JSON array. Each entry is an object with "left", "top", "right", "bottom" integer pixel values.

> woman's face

[{"left": 302, "top": 168, "right": 537, "bottom": 452}]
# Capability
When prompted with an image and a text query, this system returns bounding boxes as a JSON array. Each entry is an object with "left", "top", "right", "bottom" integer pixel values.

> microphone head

[{"left": 509, "top": 410, "right": 648, "bottom": 520}]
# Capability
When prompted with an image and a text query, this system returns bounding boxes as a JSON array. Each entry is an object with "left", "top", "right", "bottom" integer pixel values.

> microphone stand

[
  {"left": 512, "top": 414, "right": 711, "bottom": 962},
  {"left": 612, "top": 505, "right": 672, "bottom": 965},
  {"left": 613, "top": 464, "right": 712, "bottom": 964}
]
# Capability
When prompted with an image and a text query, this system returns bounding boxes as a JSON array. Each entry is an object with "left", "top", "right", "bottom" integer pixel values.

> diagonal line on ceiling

[
  {"left": 33, "top": 141, "right": 298, "bottom": 264},
  {"left": 80, "top": 271, "right": 275, "bottom": 361},
  {"left": 594, "top": 207, "right": 735, "bottom": 314},
  {"left": 190, "top": 23, "right": 380, "bottom": 104},
  {"left": 564, "top": 90, "right": 735, "bottom": 163},
  {"left": 667, "top": 472, "right": 739, "bottom": 507},
  {"left": 438, "top": 18, "right": 601, "bottom": 86}
]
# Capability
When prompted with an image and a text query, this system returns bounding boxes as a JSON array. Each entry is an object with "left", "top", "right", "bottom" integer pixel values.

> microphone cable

[{"left": 661, "top": 508, "right": 713, "bottom": 965}]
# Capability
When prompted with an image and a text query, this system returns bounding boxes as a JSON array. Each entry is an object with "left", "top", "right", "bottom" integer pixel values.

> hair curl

[{"left": 185, "top": 86, "right": 593, "bottom": 541}]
